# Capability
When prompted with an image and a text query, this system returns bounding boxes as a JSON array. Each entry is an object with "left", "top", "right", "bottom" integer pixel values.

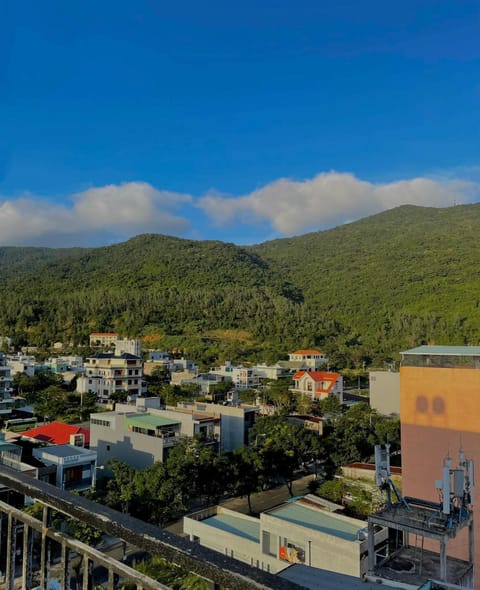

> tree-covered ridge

[{"left": 2, "top": 204, "right": 480, "bottom": 365}]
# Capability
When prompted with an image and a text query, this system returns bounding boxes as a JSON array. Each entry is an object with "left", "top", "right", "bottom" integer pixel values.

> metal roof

[
  {"left": 125, "top": 413, "right": 180, "bottom": 429},
  {"left": 401, "top": 345, "right": 480, "bottom": 356}
]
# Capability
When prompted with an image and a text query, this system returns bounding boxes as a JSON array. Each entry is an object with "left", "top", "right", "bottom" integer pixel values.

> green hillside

[{"left": 1, "top": 204, "right": 480, "bottom": 367}]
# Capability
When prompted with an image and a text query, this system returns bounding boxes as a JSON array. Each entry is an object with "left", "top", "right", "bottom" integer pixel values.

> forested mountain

[{"left": 1, "top": 204, "right": 480, "bottom": 367}]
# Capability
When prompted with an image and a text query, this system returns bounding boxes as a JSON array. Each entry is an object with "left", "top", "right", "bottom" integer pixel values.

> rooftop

[
  {"left": 125, "top": 413, "right": 180, "bottom": 430},
  {"left": 402, "top": 345, "right": 480, "bottom": 356},
  {"left": 279, "top": 565, "right": 387, "bottom": 590},
  {"left": 36, "top": 444, "right": 96, "bottom": 458},
  {"left": 267, "top": 501, "right": 363, "bottom": 541},
  {"left": 20, "top": 422, "right": 90, "bottom": 446},
  {"left": 201, "top": 512, "right": 260, "bottom": 543}
]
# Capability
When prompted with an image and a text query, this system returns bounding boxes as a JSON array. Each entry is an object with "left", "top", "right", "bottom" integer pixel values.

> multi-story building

[
  {"left": 400, "top": 345, "right": 480, "bottom": 586},
  {"left": 0, "top": 353, "right": 13, "bottom": 400},
  {"left": 171, "top": 400, "right": 258, "bottom": 451},
  {"left": 288, "top": 350, "right": 328, "bottom": 370},
  {"left": 209, "top": 361, "right": 260, "bottom": 390},
  {"left": 77, "top": 352, "right": 146, "bottom": 403},
  {"left": 90, "top": 397, "right": 219, "bottom": 470},
  {"left": 368, "top": 370, "right": 400, "bottom": 416},
  {"left": 113, "top": 338, "right": 142, "bottom": 357},
  {"left": 89, "top": 332, "right": 119, "bottom": 347},
  {"left": 291, "top": 371, "right": 343, "bottom": 402}
]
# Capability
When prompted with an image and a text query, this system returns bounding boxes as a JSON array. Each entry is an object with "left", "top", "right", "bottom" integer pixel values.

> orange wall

[{"left": 401, "top": 366, "right": 480, "bottom": 583}]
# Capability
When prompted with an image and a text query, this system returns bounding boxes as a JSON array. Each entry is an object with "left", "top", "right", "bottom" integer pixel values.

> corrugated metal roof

[
  {"left": 125, "top": 413, "right": 180, "bottom": 429},
  {"left": 402, "top": 345, "right": 480, "bottom": 356}
]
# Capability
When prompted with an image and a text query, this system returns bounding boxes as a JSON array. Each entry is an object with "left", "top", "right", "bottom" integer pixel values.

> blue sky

[{"left": 1, "top": 0, "right": 480, "bottom": 246}]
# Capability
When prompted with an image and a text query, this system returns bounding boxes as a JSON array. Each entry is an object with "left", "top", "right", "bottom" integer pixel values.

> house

[
  {"left": 77, "top": 352, "right": 146, "bottom": 403},
  {"left": 184, "top": 495, "right": 387, "bottom": 578},
  {"left": 90, "top": 400, "right": 219, "bottom": 471},
  {"left": 32, "top": 444, "right": 98, "bottom": 491},
  {"left": 291, "top": 371, "right": 343, "bottom": 402},
  {"left": 288, "top": 350, "right": 328, "bottom": 370},
  {"left": 0, "top": 432, "right": 97, "bottom": 493},
  {"left": 209, "top": 361, "right": 260, "bottom": 390},
  {"left": 89, "top": 332, "right": 119, "bottom": 347},
  {"left": 172, "top": 400, "right": 258, "bottom": 451},
  {"left": 20, "top": 421, "right": 90, "bottom": 447}
]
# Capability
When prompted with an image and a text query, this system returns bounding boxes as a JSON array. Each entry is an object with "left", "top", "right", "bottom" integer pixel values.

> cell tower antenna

[{"left": 375, "top": 444, "right": 410, "bottom": 510}]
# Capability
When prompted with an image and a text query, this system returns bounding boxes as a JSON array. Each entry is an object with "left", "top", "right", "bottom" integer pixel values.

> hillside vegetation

[{"left": 1, "top": 204, "right": 480, "bottom": 367}]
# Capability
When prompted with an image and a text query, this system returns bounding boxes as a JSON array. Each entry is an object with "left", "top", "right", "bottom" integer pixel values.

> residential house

[
  {"left": 32, "top": 444, "right": 98, "bottom": 491},
  {"left": 89, "top": 332, "right": 119, "bottom": 347},
  {"left": 291, "top": 371, "right": 343, "bottom": 402},
  {"left": 209, "top": 361, "right": 260, "bottom": 390},
  {"left": 90, "top": 398, "right": 219, "bottom": 471},
  {"left": 77, "top": 352, "right": 146, "bottom": 403},
  {"left": 288, "top": 350, "right": 328, "bottom": 370},
  {"left": 19, "top": 421, "right": 90, "bottom": 448}
]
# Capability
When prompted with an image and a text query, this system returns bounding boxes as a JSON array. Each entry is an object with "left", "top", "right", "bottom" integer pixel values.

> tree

[
  {"left": 231, "top": 446, "right": 263, "bottom": 513},
  {"left": 105, "top": 459, "right": 138, "bottom": 514}
]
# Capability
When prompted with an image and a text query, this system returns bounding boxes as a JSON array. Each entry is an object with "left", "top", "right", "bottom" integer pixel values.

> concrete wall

[
  {"left": 401, "top": 365, "right": 480, "bottom": 587},
  {"left": 261, "top": 511, "right": 364, "bottom": 577},
  {"left": 184, "top": 507, "right": 282, "bottom": 574},
  {"left": 90, "top": 413, "right": 167, "bottom": 470},
  {"left": 369, "top": 371, "right": 400, "bottom": 415}
]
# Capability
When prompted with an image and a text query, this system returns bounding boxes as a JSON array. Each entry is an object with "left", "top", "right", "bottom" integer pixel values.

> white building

[
  {"left": 0, "top": 353, "right": 13, "bottom": 400},
  {"left": 369, "top": 371, "right": 400, "bottom": 416},
  {"left": 209, "top": 361, "right": 260, "bottom": 390},
  {"left": 32, "top": 444, "right": 98, "bottom": 491},
  {"left": 184, "top": 496, "right": 387, "bottom": 578},
  {"left": 113, "top": 338, "right": 142, "bottom": 357},
  {"left": 90, "top": 398, "right": 219, "bottom": 470},
  {"left": 288, "top": 350, "right": 328, "bottom": 370},
  {"left": 77, "top": 352, "right": 146, "bottom": 403},
  {"left": 89, "top": 332, "right": 119, "bottom": 347}
]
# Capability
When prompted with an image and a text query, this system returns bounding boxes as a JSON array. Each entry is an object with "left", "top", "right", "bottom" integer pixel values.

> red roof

[
  {"left": 294, "top": 370, "right": 340, "bottom": 382},
  {"left": 291, "top": 349, "right": 322, "bottom": 355},
  {"left": 20, "top": 422, "right": 90, "bottom": 446}
]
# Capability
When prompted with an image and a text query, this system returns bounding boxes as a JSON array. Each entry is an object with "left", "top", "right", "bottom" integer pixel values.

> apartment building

[
  {"left": 400, "top": 345, "right": 480, "bottom": 586},
  {"left": 77, "top": 352, "right": 146, "bottom": 403},
  {"left": 0, "top": 353, "right": 13, "bottom": 400}
]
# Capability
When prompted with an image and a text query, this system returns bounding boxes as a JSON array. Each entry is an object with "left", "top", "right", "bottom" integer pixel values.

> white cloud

[
  {"left": 198, "top": 172, "right": 479, "bottom": 235},
  {"left": 1, "top": 173, "right": 478, "bottom": 247},
  {"left": 0, "top": 182, "right": 192, "bottom": 246}
]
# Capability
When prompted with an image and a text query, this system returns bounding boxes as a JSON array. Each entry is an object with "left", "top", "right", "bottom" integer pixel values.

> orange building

[{"left": 401, "top": 345, "right": 480, "bottom": 585}]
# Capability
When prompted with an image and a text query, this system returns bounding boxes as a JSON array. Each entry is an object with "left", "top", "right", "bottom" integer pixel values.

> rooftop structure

[{"left": 184, "top": 495, "right": 387, "bottom": 578}]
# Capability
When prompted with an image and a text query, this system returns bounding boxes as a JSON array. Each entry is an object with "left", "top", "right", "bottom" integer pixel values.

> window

[{"left": 91, "top": 418, "right": 112, "bottom": 428}]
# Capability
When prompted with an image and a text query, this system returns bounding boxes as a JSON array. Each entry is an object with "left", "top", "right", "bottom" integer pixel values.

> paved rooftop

[
  {"left": 202, "top": 513, "right": 260, "bottom": 543},
  {"left": 267, "top": 502, "right": 362, "bottom": 541},
  {"left": 402, "top": 345, "right": 480, "bottom": 356}
]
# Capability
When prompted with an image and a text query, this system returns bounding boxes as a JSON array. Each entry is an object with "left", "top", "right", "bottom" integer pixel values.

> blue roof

[
  {"left": 402, "top": 345, "right": 480, "bottom": 356},
  {"left": 267, "top": 503, "right": 361, "bottom": 541},
  {"left": 202, "top": 513, "right": 260, "bottom": 543}
]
